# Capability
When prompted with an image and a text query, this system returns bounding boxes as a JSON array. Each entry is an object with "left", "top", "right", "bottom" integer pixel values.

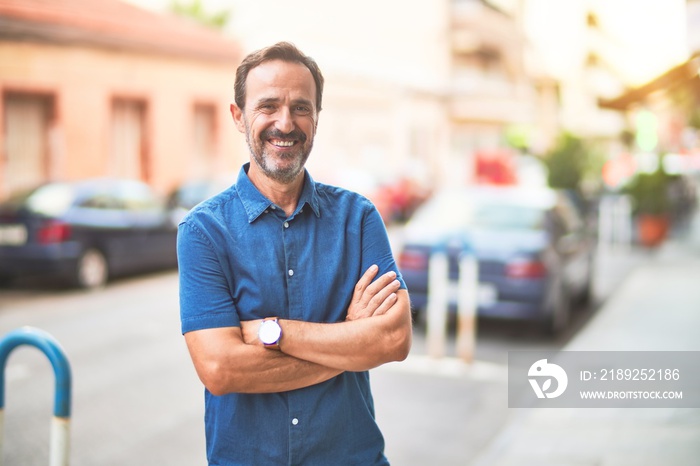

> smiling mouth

[
  {"left": 262, "top": 128, "right": 306, "bottom": 149},
  {"left": 269, "top": 139, "right": 296, "bottom": 148}
]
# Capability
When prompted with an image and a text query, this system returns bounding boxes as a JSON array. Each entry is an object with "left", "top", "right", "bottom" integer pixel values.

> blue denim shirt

[{"left": 178, "top": 163, "right": 405, "bottom": 466}]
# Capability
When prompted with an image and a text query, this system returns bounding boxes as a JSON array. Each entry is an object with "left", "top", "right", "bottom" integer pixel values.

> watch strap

[{"left": 261, "top": 317, "right": 281, "bottom": 350}]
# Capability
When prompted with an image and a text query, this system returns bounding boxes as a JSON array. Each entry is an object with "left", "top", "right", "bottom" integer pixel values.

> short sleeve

[
  {"left": 360, "top": 200, "right": 407, "bottom": 290},
  {"left": 177, "top": 221, "right": 240, "bottom": 334}
]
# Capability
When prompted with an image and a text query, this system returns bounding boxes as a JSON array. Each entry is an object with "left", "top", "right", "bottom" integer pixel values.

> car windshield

[
  {"left": 6, "top": 183, "right": 75, "bottom": 216},
  {"left": 471, "top": 203, "right": 544, "bottom": 230},
  {"left": 410, "top": 191, "right": 546, "bottom": 231}
]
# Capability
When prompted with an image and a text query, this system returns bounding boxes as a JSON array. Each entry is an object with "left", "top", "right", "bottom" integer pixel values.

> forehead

[{"left": 245, "top": 59, "right": 316, "bottom": 106}]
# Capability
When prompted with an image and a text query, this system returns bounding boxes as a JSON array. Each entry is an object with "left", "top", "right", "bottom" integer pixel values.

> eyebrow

[{"left": 255, "top": 96, "right": 314, "bottom": 108}]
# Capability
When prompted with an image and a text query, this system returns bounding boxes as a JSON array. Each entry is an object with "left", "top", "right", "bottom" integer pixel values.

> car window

[
  {"left": 409, "top": 194, "right": 475, "bottom": 232},
  {"left": 471, "top": 203, "right": 545, "bottom": 230},
  {"left": 117, "top": 182, "right": 162, "bottom": 211},
  {"left": 410, "top": 193, "right": 545, "bottom": 232},
  {"left": 78, "top": 193, "right": 123, "bottom": 210},
  {"left": 23, "top": 183, "right": 75, "bottom": 216}
]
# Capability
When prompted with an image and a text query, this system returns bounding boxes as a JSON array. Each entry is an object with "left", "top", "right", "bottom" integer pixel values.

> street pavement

[{"left": 376, "top": 209, "right": 700, "bottom": 465}]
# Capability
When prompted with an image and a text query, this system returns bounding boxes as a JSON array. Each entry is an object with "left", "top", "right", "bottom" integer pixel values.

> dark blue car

[
  {"left": 397, "top": 186, "right": 595, "bottom": 334},
  {"left": 0, "top": 178, "right": 178, "bottom": 289}
]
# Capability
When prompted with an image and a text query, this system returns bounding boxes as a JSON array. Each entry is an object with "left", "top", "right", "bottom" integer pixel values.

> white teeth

[{"left": 271, "top": 140, "right": 294, "bottom": 147}]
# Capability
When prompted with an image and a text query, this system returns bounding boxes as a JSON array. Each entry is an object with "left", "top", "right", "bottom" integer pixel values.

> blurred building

[
  {"left": 218, "top": 0, "right": 689, "bottom": 193},
  {"left": 595, "top": 1, "right": 700, "bottom": 176},
  {"left": 0, "top": 0, "right": 243, "bottom": 199},
  {"left": 222, "top": 0, "right": 453, "bottom": 191},
  {"left": 15, "top": 0, "right": 686, "bottom": 205},
  {"left": 498, "top": 0, "right": 689, "bottom": 152},
  {"left": 449, "top": 0, "right": 559, "bottom": 185},
  {"left": 220, "top": 0, "right": 558, "bottom": 193}
]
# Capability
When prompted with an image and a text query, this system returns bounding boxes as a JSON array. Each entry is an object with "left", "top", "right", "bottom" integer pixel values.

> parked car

[
  {"left": 0, "top": 178, "right": 178, "bottom": 289},
  {"left": 166, "top": 177, "right": 232, "bottom": 224},
  {"left": 397, "top": 185, "right": 595, "bottom": 334}
]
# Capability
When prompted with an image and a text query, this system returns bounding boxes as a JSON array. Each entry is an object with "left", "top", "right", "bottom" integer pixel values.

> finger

[
  {"left": 346, "top": 279, "right": 399, "bottom": 321},
  {"left": 352, "top": 265, "right": 379, "bottom": 302},
  {"left": 365, "top": 278, "right": 400, "bottom": 311},
  {"left": 371, "top": 292, "right": 399, "bottom": 317},
  {"left": 359, "top": 270, "right": 397, "bottom": 307}
]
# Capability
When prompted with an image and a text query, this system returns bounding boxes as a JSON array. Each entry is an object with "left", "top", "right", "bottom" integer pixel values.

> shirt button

[
  {"left": 288, "top": 269, "right": 294, "bottom": 277},
  {"left": 292, "top": 418, "right": 299, "bottom": 426},
  {"left": 283, "top": 221, "right": 289, "bottom": 228}
]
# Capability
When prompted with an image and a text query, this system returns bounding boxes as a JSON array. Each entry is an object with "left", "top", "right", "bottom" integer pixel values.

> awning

[{"left": 598, "top": 54, "right": 700, "bottom": 111}]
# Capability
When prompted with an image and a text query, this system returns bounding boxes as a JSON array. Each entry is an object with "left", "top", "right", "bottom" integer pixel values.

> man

[{"left": 177, "top": 42, "right": 412, "bottom": 465}]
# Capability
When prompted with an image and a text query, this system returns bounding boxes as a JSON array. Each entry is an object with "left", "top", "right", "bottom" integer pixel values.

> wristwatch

[{"left": 258, "top": 317, "right": 282, "bottom": 350}]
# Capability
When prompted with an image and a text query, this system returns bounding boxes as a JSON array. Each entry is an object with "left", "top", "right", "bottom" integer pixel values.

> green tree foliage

[
  {"left": 668, "top": 85, "right": 700, "bottom": 130},
  {"left": 623, "top": 165, "right": 674, "bottom": 216},
  {"left": 542, "top": 132, "right": 589, "bottom": 192},
  {"left": 169, "top": 0, "right": 230, "bottom": 30}
]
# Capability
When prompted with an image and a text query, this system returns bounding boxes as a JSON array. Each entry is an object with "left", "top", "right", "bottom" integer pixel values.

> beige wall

[
  {"left": 225, "top": 0, "right": 452, "bottom": 192},
  {"left": 0, "top": 40, "right": 245, "bottom": 197}
]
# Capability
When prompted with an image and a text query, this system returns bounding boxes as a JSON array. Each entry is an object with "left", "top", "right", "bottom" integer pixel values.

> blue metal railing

[{"left": 0, "top": 326, "right": 72, "bottom": 466}]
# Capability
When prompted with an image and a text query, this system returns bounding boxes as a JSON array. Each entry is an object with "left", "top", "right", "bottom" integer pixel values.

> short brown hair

[{"left": 234, "top": 42, "right": 324, "bottom": 112}]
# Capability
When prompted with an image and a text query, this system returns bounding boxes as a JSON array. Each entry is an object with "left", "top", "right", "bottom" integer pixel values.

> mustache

[{"left": 261, "top": 128, "right": 307, "bottom": 143}]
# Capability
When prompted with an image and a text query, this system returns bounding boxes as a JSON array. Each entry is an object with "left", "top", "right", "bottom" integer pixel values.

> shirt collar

[{"left": 235, "top": 163, "right": 321, "bottom": 223}]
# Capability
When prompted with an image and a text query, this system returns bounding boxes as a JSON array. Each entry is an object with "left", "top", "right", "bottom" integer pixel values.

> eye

[
  {"left": 294, "top": 105, "right": 311, "bottom": 115},
  {"left": 257, "top": 103, "right": 277, "bottom": 113}
]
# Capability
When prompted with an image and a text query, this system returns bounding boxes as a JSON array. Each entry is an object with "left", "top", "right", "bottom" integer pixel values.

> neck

[{"left": 247, "top": 166, "right": 305, "bottom": 217}]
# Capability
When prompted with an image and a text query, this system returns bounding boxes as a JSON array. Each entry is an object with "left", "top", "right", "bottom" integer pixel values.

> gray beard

[
  {"left": 245, "top": 134, "right": 312, "bottom": 185},
  {"left": 249, "top": 143, "right": 309, "bottom": 184}
]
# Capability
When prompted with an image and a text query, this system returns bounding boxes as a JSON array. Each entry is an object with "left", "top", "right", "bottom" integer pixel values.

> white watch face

[{"left": 259, "top": 320, "right": 281, "bottom": 345}]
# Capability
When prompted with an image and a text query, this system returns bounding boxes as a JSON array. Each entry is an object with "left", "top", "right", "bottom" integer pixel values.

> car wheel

[{"left": 74, "top": 248, "right": 108, "bottom": 289}]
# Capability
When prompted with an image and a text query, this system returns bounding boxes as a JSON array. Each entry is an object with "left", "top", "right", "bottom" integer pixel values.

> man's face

[{"left": 232, "top": 59, "right": 318, "bottom": 184}]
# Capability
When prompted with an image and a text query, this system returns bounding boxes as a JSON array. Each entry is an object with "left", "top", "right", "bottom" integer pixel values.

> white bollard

[
  {"left": 50, "top": 416, "right": 71, "bottom": 466},
  {"left": 456, "top": 253, "right": 478, "bottom": 363},
  {"left": 614, "top": 195, "right": 632, "bottom": 251},
  {"left": 0, "top": 409, "right": 4, "bottom": 462},
  {"left": 599, "top": 195, "right": 633, "bottom": 252},
  {"left": 426, "top": 248, "right": 449, "bottom": 358}
]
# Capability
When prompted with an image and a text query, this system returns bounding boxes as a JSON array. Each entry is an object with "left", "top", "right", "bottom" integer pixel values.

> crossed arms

[{"left": 184, "top": 265, "right": 412, "bottom": 396}]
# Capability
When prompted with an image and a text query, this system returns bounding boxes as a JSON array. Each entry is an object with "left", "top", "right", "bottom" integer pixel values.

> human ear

[{"left": 230, "top": 103, "right": 246, "bottom": 133}]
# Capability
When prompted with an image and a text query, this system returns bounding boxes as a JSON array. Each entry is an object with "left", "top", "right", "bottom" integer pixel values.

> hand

[
  {"left": 240, "top": 319, "right": 263, "bottom": 345},
  {"left": 346, "top": 265, "right": 401, "bottom": 321}
]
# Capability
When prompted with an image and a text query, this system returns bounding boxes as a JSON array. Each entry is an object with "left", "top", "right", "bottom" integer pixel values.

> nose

[{"left": 274, "top": 107, "right": 295, "bottom": 134}]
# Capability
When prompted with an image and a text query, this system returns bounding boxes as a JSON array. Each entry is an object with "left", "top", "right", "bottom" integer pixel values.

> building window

[
  {"left": 191, "top": 103, "right": 217, "bottom": 177},
  {"left": 2, "top": 92, "right": 54, "bottom": 195},
  {"left": 110, "top": 98, "right": 148, "bottom": 180}
]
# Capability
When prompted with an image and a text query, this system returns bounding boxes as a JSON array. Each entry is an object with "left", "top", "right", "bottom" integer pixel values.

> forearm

[
  {"left": 278, "top": 290, "right": 412, "bottom": 372},
  {"left": 185, "top": 327, "right": 342, "bottom": 395}
]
